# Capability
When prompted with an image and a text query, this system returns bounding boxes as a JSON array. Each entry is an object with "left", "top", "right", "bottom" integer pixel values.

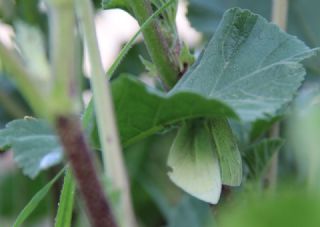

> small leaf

[
  {"left": 13, "top": 168, "right": 65, "bottom": 227},
  {"left": 168, "top": 120, "right": 222, "bottom": 204},
  {"left": 173, "top": 8, "right": 317, "bottom": 122},
  {"left": 0, "top": 118, "right": 63, "bottom": 178},
  {"left": 210, "top": 118, "right": 242, "bottom": 186},
  {"left": 54, "top": 168, "right": 76, "bottom": 227},
  {"left": 244, "top": 139, "right": 284, "bottom": 179}
]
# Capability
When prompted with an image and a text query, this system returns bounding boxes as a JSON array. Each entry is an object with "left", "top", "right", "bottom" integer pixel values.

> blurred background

[{"left": 1, "top": 0, "right": 320, "bottom": 226}]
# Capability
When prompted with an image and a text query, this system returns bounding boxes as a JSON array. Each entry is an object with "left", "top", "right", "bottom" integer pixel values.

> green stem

[
  {"left": 47, "top": 1, "right": 117, "bottom": 226},
  {"left": 76, "top": 1, "right": 136, "bottom": 227},
  {"left": 0, "top": 43, "right": 48, "bottom": 117},
  {"left": 48, "top": 0, "right": 77, "bottom": 116},
  {"left": 127, "top": 0, "right": 180, "bottom": 89}
]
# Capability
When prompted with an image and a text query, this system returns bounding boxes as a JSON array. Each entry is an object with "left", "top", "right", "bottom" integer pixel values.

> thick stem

[
  {"left": 265, "top": 0, "right": 289, "bottom": 189},
  {"left": 55, "top": 115, "right": 117, "bottom": 227},
  {"left": 76, "top": 1, "right": 136, "bottom": 226},
  {"left": 47, "top": 1, "right": 116, "bottom": 226},
  {"left": 128, "top": 0, "right": 180, "bottom": 89},
  {"left": 48, "top": 1, "right": 78, "bottom": 116}
]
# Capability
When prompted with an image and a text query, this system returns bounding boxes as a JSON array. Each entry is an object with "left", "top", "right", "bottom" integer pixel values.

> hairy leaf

[
  {"left": 168, "top": 120, "right": 222, "bottom": 204},
  {"left": 172, "top": 8, "right": 316, "bottom": 122},
  {"left": 187, "top": 0, "right": 320, "bottom": 75},
  {"left": 0, "top": 118, "right": 62, "bottom": 178}
]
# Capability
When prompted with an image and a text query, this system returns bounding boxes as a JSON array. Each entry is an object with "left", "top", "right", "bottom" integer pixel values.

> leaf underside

[{"left": 168, "top": 120, "right": 222, "bottom": 204}]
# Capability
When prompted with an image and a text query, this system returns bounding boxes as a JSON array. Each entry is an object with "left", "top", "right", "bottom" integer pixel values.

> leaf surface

[
  {"left": 210, "top": 118, "right": 242, "bottom": 186},
  {"left": 0, "top": 118, "right": 62, "bottom": 178},
  {"left": 173, "top": 8, "right": 315, "bottom": 122},
  {"left": 112, "top": 76, "right": 238, "bottom": 147},
  {"left": 167, "top": 120, "right": 222, "bottom": 204}
]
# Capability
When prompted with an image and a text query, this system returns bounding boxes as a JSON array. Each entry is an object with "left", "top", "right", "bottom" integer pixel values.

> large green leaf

[
  {"left": 112, "top": 76, "right": 238, "bottom": 147},
  {"left": 0, "top": 118, "right": 62, "bottom": 178},
  {"left": 172, "top": 8, "right": 316, "bottom": 122},
  {"left": 187, "top": 0, "right": 320, "bottom": 75},
  {"left": 168, "top": 120, "right": 222, "bottom": 204}
]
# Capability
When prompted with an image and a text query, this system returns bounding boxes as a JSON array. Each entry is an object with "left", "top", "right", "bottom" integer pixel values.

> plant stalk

[
  {"left": 127, "top": 0, "right": 180, "bottom": 89},
  {"left": 47, "top": 1, "right": 117, "bottom": 226},
  {"left": 76, "top": 1, "right": 136, "bottom": 226},
  {"left": 265, "top": 0, "right": 289, "bottom": 189},
  {"left": 55, "top": 116, "right": 117, "bottom": 227}
]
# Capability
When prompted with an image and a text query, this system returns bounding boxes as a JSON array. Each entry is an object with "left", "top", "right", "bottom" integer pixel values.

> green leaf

[
  {"left": 101, "top": 0, "right": 131, "bottom": 13},
  {"left": 13, "top": 168, "right": 65, "bottom": 227},
  {"left": 0, "top": 118, "right": 63, "bottom": 178},
  {"left": 187, "top": 0, "right": 320, "bottom": 75},
  {"left": 187, "top": 0, "right": 270, "bottom": 37},
  {"left": 172, "top": 8, "right": 316, "bottom": 122},
  {"left": 209, "top": 118, "right": 242, "bottom": 186},
  {"left": 249, "top": 115, "right": 283, "bottom": 141},
  {"left": 167, "top": 120, "right": 222, "bottom": 204},
  {"left": 244, "top": 139, "right": 284, "bottom": 179},
  {"left": 54, "top": 168, "right": 76, "bottom": 227},
  {"left": 112, "top": 76, "right": 238, "bottom": 147}
]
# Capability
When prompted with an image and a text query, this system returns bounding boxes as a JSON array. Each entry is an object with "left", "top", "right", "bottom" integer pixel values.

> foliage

[{"left": 0, "top": 0, "right": 320, "bottom": 226}]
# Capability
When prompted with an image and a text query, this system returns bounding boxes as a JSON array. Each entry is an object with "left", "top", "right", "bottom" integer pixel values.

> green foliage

[
  {"left": 187, "top": 0, "right": 320, "bottom": 75},
  {"left": 101, "top": 0, "right": 131, "bottom": 13},
  {"left": 173, "top": 8, "right": 316, "bottom": 122},
  {"left": 209, "top": 118, "right": 242, "bottom": 186},
  {"left": 168, "top": 120, "right": 221, "bottom": 204},
  {"left": 111, "top": 75, "right": 237, "bottom": 147},
  {"left": 0, "top": 118, "right": 62, "bottom": 178},
  {"left": 54, "top": 169, "right": 75, "bottom": 227},
  {"left": 244, "top": 139, "right": 284, "bottom": 179},
  {"left": 219, "top": 190, "right": 320, "bottom": 227},
  {"left": 13, "top": 168, "right": 64, "bottom": 227}
]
